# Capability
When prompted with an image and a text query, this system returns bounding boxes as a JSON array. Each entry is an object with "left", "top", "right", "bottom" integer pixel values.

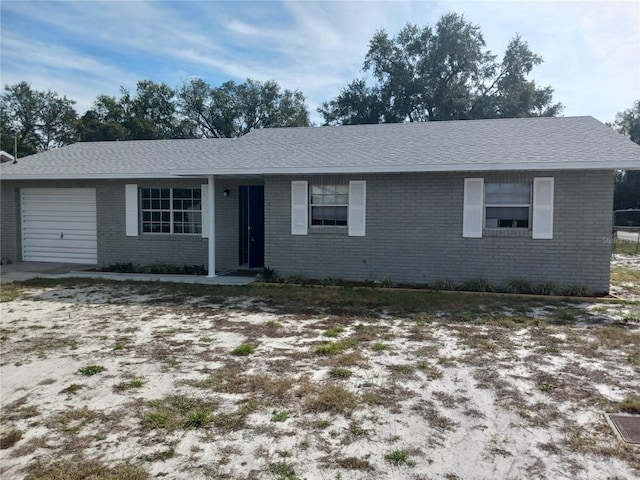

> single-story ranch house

[{"left": 1, "top": 116, "right": 638, "bottom": 293}]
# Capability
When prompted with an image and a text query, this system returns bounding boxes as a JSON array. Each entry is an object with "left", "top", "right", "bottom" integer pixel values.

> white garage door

[{"left": 21, "top": 188, "right": 97, "bottom": 264}]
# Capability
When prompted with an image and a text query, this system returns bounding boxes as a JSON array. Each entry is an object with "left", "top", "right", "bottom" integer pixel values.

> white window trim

[
  {"left": 291, "top": 180, "right": 367, "bottom": 236},
  {"left": 464, "top": 177, "right": 554, "bottom": 239},
  {"left": 309, "top": 183, "right": 349, "bottom": 228},
  {"left": 140, "top": 187, "right": 203, "bottom": 235}
]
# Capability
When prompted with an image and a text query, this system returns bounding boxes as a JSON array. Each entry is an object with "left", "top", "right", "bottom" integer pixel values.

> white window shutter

[
  {"left": 532, "top": 177, "right": 554, "bottom": 239},
  {"left": 348, "top": 180, "right": 366, "bottom": 237},
  {"left": 463, "top": 178, "right": 484, "bottom": 238},
  {"left": 125, "top": 184, "right": 138, "bottom": 236},
  {"left": 201, "top": 184, "right": 209, "bottom": 238},
  {"left": 291, "top": 181, "right": 308, "bottom": 235}
]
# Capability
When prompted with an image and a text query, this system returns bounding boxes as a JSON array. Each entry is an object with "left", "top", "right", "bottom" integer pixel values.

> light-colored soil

[{"left": 1, "top": 278, "right": 639, "bottom": 480}]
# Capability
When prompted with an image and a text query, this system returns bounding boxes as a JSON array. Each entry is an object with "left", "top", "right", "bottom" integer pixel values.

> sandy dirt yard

[{"left": 1, "top": 259, "right": 639, "bottom": 480}]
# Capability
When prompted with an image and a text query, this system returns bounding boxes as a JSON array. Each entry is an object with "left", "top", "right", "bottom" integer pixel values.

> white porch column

[{"left": 207, "top": 174, "right": 216, "bottom": 277}]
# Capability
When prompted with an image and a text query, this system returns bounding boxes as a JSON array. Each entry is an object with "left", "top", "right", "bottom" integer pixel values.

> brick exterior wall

[
  {"left": 264, "top": 170, "right": 614, "bottom": 293},
  {"left": 1, "top": 170, "right": 614, "bottom": 292},
  {"left": 0, "top": 178, "right": 255, "bottom": 273}
]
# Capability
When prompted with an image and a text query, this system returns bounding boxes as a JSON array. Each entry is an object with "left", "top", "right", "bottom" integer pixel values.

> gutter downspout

[{"left": 207, "top": 174, "right": 216, "bottom": 277}]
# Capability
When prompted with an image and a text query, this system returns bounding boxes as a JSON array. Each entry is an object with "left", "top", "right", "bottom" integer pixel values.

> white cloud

[{"left": 1, "top": 0, "right": 638, "bottom": 124}]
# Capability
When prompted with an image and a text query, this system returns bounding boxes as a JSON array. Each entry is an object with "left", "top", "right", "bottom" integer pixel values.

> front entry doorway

[{"left": 239, "top": 185, "right": 264, "bottom": 268}]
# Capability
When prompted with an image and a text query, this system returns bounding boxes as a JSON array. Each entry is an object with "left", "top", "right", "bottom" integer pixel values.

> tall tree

[
  {"left": 178, "top": 78, "right": 310, "bottom": 138},
  {"left": 611, "top": 101, "right": 640, "bottom": 212},
  {"left": 1, "top": 82, "right": 77, "bottom": 157},
  {"left": 320, "top": 13, "right": 562, "bottom": 125},
  {"left": 77, "top": 80, "right": 194, "bottom": 141}
]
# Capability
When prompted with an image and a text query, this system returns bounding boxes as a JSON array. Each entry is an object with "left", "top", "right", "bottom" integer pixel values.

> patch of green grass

[
  {"left": 554, "top": 308, "right": 576, "bottom": 322},
  {"left": 270, "top": 410, "right": 289, "bottom": 422},
  {"left": 231, "top": 343, "right": 255, "bottom": 356},
  {"left": 611, "top": 266, "right": 640, "bottom": 294},
  {"left": 183, "top": 409, "right": 211, "bottom": 429},
  {"left": 78, "top": 365, "right": 106, "bottom": 376},
  {"left": 316, "top": 338, "right": 357, "bottom": 355},
  {"left": 538, "top": 383, "right": 555, "bottom": 392},
  {"left": 372, "top": 342, "right": 388, "bottom": 352},
  {"left": 143, "top": 395, "right": 214, "bottom": 432},
  {"left": 113, "top": 379, "right": 145, "bottom": 392},
  {"left": 269, "top": 462, "right": 303, "bottom": 480},
  {"left": 0, "top": 429, "right": 23, "bottom": 449},
  {"left": 266, "top": 320, "right": 283, "bottom": 329},
  {"left": 619, "top": 396, "right": 640, "bottom": 414},
  {"left": 324, "top": 326, "right": 345, "bottom": 337},
  {"left": 384, "top": 449, "right": 415, "bottom": 466},
  {"left": 329, "top": 367, "right": 352, "bottom": 379}
]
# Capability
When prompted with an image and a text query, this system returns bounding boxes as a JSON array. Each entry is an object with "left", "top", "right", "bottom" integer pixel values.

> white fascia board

[
  {"left": 0, "top": 172, "right": 181, "bottom": 180},
  {"left": 170, "top": 160, "right": 638, "bottom": 176}
]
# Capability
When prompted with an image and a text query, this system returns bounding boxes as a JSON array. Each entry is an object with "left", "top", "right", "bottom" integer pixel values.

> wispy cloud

[{"left": 1, "top": 0, "right": 638, "bottom": 123}]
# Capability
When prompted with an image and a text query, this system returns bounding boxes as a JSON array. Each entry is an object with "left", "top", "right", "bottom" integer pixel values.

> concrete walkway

[{"left": 0, "top": 262, "right": 255, "bottom": 285}]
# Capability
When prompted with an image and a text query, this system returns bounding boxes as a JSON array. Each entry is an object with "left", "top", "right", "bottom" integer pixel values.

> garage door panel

[
  {"left": 23, "top": 238, "right": 97, "bottom": 249},
  {"left": 23, "top": 220, "right": 97, "bottom": 231},
  {"left": 21, "top": 188, "right": 97, "bottom": 264}
]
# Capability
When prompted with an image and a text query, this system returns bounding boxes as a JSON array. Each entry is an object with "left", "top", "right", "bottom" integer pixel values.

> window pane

[
  {"left": 311, "top": 206, "right": 348, "bottom": 226},
  {"left": 141, "top": 189, "right": 151, "bottom": 199},
  {"left": 193, "top": 189, "right": 201, "bottom": 199},
  {"left": 142, "top": 200, "right": 150, "bottom": 209},
  {"left": 485, "top": 183, "right": 530, "bottom": 205},
  {"left": 486, "top": 206, "right": 529, "bottom": 228},
  {"left": 174, "top": 188, "right": 191, "bottom": 199},
  {"left": 160, "top": 189, "right": 170, "bottom": 198},
  {"left": 151, "top": 199, "right": 160, "bottom": 209},
  {"left": 161, "top": 199, "right": 170, "bottom": 209}
]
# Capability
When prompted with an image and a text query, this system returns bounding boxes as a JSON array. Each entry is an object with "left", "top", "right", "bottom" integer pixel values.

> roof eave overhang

[
  {"left": 0, "top": 172, "right": 179, "bottom": 180},
  {"left": 171, "top": 161, "right": 640, "bottom": 176},
  {"left": 2, "top": 161, "right": 637, "bottom": 181}
]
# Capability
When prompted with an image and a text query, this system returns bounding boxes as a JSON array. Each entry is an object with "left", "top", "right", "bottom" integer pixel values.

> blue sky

[{"left": 1, "top": 0, "right": 638, "bottom": 125}]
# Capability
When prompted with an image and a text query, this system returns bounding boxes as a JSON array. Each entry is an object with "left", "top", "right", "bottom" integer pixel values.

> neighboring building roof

[
  {"left": 0, "top": 151, "right": 15, "bottom": 163},
  {"left": 1, "top": 116, "right": 638, "bottom": 180}
]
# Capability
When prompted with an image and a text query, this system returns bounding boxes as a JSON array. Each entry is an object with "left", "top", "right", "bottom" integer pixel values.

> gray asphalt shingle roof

[{"left": 1, "top": 116, "right": 638, "bottom": 179}]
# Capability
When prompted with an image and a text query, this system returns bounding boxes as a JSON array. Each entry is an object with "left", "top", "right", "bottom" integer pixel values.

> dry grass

[
  {"left": 1, "top": 278, "right": 639, "bottom": 479},
  {"left": 24, "top": 457, "right": 148, "bottom": 480}
]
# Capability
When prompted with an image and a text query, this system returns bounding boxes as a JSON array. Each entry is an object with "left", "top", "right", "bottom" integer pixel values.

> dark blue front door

[{"left": 239, "top": 186, "right": 264, "bottom": 268}]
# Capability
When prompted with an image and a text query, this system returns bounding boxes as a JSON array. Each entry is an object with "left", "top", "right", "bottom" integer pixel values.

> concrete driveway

[
  {"left": 0, "top": 262, "right": 93, "bottom": 283},
  {"left": 0, "top": 262, "right": 255, "bottom": 285}
]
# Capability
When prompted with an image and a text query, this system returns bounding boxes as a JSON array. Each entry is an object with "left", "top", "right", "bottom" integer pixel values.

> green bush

[
  {"left": 256, "top": 267, "right": 279, "bottom": 283},
  {"left": 538, "top": 281, "right": 560, "bottom": 296},
  {"left": 432, "top": 279, "right": 457, "bottom": 291},
  {"left": 504, "top": 278, "right": 534, "bottom": 294},
  {"left": 564, "top": 285, "right": 592, "bottom": 297},
  {"left": 460, "top": 279, "right": 494, "bottom": 293},
  {"left": 285, "top": 273, "right": 306, "bottom": 285},
  {"left": 379, "top": 277, "right": 396, "bottom": 288}
]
